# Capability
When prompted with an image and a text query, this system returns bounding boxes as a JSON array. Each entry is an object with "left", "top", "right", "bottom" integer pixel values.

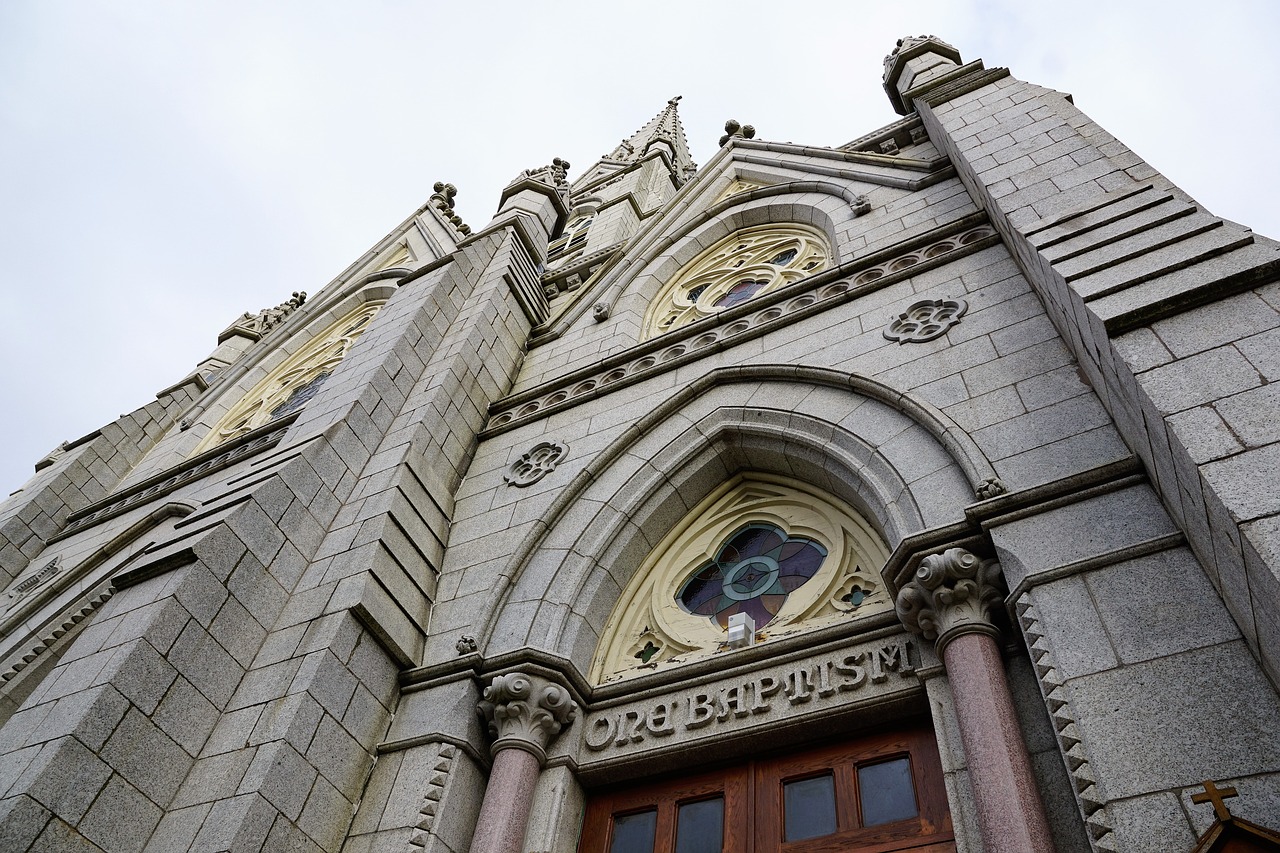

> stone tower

[{"left": 0, "top": 35, "right": 1278, "bottom": 853}]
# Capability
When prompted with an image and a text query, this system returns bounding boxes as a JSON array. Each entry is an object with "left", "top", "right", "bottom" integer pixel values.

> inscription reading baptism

[{"left": 585, "top": 639, "right": 913, "bottom": 752}]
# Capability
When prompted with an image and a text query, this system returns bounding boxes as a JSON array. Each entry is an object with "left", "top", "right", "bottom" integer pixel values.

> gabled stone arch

[
  {"left": 183, "top": 282, "right": 397, "bottom": 454},
  {"left": 550, "top": 178, "right": 873, "bottom": 339},
  {"left": 597, "top": 193, "right": 850, "bottom": 323},
  {"left": 478, "top": 365, "right": 994, "bottom": 675}
]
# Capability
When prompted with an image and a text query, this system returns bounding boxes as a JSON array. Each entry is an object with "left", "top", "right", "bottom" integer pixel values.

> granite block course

[
  {"left": 78, "top": 775, "right": 162, "bottom": 853},
  {"left": 1067, "top": 640, "right": 1280, "bottom": 800}
]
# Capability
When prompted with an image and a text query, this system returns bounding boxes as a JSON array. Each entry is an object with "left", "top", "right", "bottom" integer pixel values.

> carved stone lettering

[
  {"left": 583, "top": 638, "right": 915, "bottom": 754},
  {"left": 646, "top": 702, "right": 676, "bottom": 736},
  {"left": 836, "top": 652, "right": 867, "bottom": 690},
  {"left": 616, "top": 710, "right": 645, "bottom": 746},
  {"left": 585, "top": 715, "right": 617, "bottom": 751},
  {"left": 686, "top": 694, "right": 717, "bottom": 729}
]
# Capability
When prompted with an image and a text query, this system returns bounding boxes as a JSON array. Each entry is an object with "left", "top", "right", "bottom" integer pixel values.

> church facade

[{"left": 1, "top": 35, "right": 1278, "bottom": 852}]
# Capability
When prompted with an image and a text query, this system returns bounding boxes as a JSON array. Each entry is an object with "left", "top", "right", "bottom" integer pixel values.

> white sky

[{"left": 2, "top": 1, "right": 1277, "bottom": 495}]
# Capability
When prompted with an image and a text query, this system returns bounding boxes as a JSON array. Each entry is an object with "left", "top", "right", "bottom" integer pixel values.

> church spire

[{"left": 574, "top": 96, "right": 697, "bottom": 191}]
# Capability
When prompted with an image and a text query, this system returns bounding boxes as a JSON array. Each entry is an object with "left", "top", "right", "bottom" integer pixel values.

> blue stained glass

[
  {"left": 676, "top": 524, "right": 827, "bottom": 629},
  {"left": 713, "top": 280, "right": 766, "bottom": 308},
  {"left": 269, "top": 372, "right": 332, "bottom": 420}
]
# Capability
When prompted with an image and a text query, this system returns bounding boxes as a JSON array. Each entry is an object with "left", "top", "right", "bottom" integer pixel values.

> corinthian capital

[
  {"left": 895, "top": 547, "right": 1005, "bottom": 652},
  {"left": 477, "top": 672, "right": 578, "bottom": 763}
]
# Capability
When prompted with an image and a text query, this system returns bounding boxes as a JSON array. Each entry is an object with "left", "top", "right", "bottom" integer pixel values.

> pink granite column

[
  {"left": 896, "top": 548, "right": 1055, "bottom": 853},
  {"left": 472, "top": 672, "right": 578, "bottom": 853}
]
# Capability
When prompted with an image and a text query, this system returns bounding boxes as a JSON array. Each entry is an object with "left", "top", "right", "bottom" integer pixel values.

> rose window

[
  {"left": 677, "top": 523, "right": 828, "bottom": 629},
  {"left": 590, "top": 474, "right": 894, "bottom": 684}
]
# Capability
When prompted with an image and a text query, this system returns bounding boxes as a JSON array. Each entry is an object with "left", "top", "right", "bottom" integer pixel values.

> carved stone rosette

[
  {"left": 478, "top": 672, "right": 578, "bottom": 764},
  {"left": 895, "top": 547, "right": 1005, "bottom": 653}
]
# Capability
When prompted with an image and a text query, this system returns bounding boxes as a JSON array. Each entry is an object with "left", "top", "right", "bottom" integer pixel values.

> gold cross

[{"left": 1191, "top": 779, "right": 1239, "bottom": 821}]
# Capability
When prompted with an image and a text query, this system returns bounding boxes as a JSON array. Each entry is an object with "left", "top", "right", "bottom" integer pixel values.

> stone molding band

[{"left": 486, "top": 222, "right": 997, "bottom": 435}]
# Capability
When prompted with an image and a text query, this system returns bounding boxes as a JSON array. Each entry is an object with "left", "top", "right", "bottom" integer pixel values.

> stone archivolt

[
  {"left": 641, "top": 223, "right": 832, "bottom": 340},
  {"left": 193, "top": 301, "right": 384, "bottom": 453},
  {"left": 487, "top": 224, "right": 995, "bottom": 434},
  {"left": 591, "top": 473, "right": 892, "bottom": 684}
]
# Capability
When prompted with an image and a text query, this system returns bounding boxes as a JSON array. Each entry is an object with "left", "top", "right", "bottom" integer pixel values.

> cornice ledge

[
  {"left": 882, "top": 456, "right": 1145, "bottom": 597},
  {"left": 912, "top": 63, "right": 1010, "bottom": 109},
  {"left": 732, "top": 136, "right": 947, "bottom": 174},
  {"left": 483, "top": 214, "right": 996, "bottom": 435}
]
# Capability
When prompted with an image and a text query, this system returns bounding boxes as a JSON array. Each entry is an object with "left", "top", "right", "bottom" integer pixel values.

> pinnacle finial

[
  {"left": 668, "top": 95, "right": 682, "bottom": 106},
  {"left": 719, "top": 119, "right": 756, "bottom": 147}
]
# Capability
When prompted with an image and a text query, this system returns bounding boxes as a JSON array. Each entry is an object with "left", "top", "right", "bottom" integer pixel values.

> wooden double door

[{"left": 579, "top": 726, "right": 954, "bottom": 853}]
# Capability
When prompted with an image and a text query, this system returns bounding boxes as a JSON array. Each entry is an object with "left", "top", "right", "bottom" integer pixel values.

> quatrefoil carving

[
  {"left": 883, "top": 298, "right": 967, "bottom": 343},
  {"left": 504, "top": 441, "right": 569, "bottom": 487}
]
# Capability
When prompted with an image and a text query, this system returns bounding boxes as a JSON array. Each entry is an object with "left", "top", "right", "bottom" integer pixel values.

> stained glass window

[
  {"left": 642, "top": 225, "right": 831, "bottom": 339},
  {"left": 712, "top": 280, "right": 766, "bottom": 308},
  {"left": 676, "top": 523, "right": 827, "bottom": 630}
]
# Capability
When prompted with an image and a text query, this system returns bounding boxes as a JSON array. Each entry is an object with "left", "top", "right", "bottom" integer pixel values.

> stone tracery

[
  {"left": 641, "top": 224, "right": 832, "bottom": 339},
  {"left": 591, "top": 473, "right": 892, "bottom": 683},
  {"left": 193, "top": 300, "right": 384, "bottom": 453}
]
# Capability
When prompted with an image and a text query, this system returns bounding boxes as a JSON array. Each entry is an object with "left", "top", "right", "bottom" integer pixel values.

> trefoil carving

[{"left": 719, "top": 119, "right": 756, "bottom": 147}]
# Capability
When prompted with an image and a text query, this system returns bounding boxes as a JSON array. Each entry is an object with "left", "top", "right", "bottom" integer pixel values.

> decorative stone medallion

[
  {"left": 883, "top": 298, "right": 967, "bottom": 343},
  {"left": 503, "top": 441, "right": 569, "bottom": 487}
]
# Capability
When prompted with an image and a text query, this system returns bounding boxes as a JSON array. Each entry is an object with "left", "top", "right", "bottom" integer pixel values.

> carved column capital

[
  {"left": 478, "top": 672, "right": 578, "bottom": 764},
  {"left": 895, "top": 547, "right": 1005, "bottom": 653}
]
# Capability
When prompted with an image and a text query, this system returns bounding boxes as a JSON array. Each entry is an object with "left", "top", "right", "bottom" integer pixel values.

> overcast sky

[{"left": 1, "top": 1, "right": 1277, "bottom": 496}]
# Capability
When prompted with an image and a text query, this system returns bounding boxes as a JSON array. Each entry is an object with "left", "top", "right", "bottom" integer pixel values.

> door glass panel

[
  {"left": 610, "top": 809, "right": 657, "bottom": 853},
  {"left": 783, "top": 773, "right": 837, "bottom": 841},
  {"left": 675, "top": 796, "right": 724, "bottom": 853},
  {"left": 857, "top": 758, "right": 918, "bottom": 826}
]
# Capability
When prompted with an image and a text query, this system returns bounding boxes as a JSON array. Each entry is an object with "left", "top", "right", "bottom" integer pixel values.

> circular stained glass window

[{"left": 677, "top": 523, "right": 827, "bottom": 629}]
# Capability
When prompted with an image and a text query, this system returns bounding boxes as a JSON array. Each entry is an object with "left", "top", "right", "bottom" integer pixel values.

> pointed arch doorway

[{"left": 579, "top": 723, "right": 955, "bottom": 853}]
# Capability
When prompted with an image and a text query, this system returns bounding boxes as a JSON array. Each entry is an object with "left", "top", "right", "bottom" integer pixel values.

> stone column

[
  {"left": 896, "top": 548, "right": 1056, "bottom": 853},
  {"left": 472, "top": 672, "right": 578, "bottom": 853}
]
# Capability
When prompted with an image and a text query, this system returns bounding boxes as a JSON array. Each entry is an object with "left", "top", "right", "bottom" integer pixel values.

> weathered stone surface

[{"left": 0, "top": 34, "right": 1278, "bottom": 853}]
